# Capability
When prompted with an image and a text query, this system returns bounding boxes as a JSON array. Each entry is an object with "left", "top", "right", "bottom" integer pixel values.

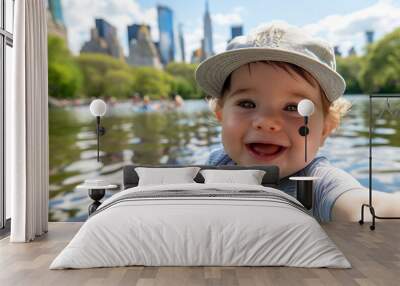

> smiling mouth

[{"left": 245, "top": 143, "right": 287, "bottom": 161}]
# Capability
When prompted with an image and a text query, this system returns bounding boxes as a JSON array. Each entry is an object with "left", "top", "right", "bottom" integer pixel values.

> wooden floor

[{"left": 0, "top": 222, "right": 399, "bottom": 286}]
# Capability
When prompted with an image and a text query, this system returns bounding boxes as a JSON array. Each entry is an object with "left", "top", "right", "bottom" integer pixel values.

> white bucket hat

[{"left": 195, "top": 22, "right": 346, "bottom": 102}]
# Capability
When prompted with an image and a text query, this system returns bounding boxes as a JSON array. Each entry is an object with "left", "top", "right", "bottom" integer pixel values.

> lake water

[{"left": 49, "top": 95, "right": 400, "bottom": 221}]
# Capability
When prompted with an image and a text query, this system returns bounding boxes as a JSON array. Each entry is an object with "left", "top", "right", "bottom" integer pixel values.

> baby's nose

[{"left": 252, "top": 113, "right": 283, "bottom": 132}]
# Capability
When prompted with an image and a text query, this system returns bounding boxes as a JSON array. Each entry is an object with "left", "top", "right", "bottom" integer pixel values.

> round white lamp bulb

[
  {"left": 90, "top": 99, "right": 107, "bottom": 117},
  {"left": 298, "top": 99, "right": 315, "bottom": 117}
]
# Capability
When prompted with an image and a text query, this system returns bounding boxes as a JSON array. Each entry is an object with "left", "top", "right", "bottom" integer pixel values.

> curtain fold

[{"left": 9, "top": 0, "right": 49, "bottom": 242}]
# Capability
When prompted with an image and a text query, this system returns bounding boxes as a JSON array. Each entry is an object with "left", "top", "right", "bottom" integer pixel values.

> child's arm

[
  {"left": 331, "top": 189, "right": 400, "bottom": 222},
  {"left": 306, "top": 157, "right": 400, "bottom": 222}
]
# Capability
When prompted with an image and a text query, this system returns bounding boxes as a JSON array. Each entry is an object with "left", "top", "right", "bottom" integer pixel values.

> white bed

[{"left": 50, "top": 182, "right": 351, "bottom": 269}]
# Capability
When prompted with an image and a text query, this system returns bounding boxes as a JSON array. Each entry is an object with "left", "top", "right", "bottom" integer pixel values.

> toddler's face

[{"left": 214, "top": 62, "right": 331, "bottom": 179}]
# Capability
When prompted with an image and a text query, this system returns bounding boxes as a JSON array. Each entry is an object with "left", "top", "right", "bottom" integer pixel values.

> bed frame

[
  {"left": 88, "top": 164, "right": 314, "bottom": 216},
  {"left": 122, "top": 164, "right": 280, "bottom": 189}
]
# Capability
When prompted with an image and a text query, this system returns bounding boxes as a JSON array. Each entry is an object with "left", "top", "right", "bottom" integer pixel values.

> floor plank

[{"left": 0, "top": 221, "right": 399, "bottom": 286}]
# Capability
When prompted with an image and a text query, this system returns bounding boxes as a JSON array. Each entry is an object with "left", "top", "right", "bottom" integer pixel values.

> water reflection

[{"left": 49, "top": 96, "right": 400, "bottom": 221}]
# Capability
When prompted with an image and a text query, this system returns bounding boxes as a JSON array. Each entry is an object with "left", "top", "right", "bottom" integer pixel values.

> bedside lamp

[
  {"left": 80, "top": 99, "right": 113, "bottom": 216},
  {"left": 297, "top": 99, "right": 315, "bottom": 162},
  {"left": 89, "top": 99, "right": 107, "bottom": 162},
  {"left": 289, "top": 99, "right": 318, "bottom": 210}
]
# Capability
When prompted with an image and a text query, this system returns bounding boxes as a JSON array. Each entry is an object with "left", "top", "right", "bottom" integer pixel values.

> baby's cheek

[{"left": 221, "top": 116, "right": 248, "bottom": 158}]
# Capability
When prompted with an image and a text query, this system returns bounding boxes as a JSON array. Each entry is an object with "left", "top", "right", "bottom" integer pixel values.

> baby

[{"left": 195, "top": 22, "right": 399, "bottom": 222}]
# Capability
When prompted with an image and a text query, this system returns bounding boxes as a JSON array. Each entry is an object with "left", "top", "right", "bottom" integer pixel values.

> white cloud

[
  {"left": 212, "top": 7, "right": 243, "bottom": 26},
  {"left": 251, "top": 0, "right": 400, "bottom": 56},
  {"left": 183, "top": 25, "right": 204, "bottom": 61},
  {"left": 62, "top": 0, "right": 158, "bottom": 56},
  {"left": 302, "top": 0, "right": 400, "bottom": 55}
]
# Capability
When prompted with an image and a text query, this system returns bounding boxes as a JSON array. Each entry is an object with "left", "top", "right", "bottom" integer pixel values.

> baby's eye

[
  {"left": 237, "top": 100, "right": 256, "bottom": 109},
  {"left": 285, "top": 104, "right": 298, "bottom": 112}
]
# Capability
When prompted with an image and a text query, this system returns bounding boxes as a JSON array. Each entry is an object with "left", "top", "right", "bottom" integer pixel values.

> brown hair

[{"left": 207, "top": 60, "right": 351, "bottom": 132}]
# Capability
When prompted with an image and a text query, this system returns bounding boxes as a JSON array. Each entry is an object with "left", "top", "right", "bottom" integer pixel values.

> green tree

[
  {"left": 336, "top": 55, "right": 363, "bottom": 94},
  {"left": 132, "top": 67, "right": 172, "bottom": 99},
  {"left": 48, "top": 35, "right": 83, "bottom": 99},
  {"left": 103, "top": 69, "right": 135, "bottom": 99},
  {"left": 76, "top": 53, "right": 133, "bottom": 98},
  {"left": 360, "top": 27, "right": 400, "bottom": 93},
  {"left": 165, "top": 62, "right": 203, "bottom": 99},
  {"left": 169, "top": 76, "right": 195, "bottom": 98}
]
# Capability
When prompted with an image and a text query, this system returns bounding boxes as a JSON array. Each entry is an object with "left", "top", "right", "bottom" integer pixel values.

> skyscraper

[
  {"left": 178, "top": 23, "right": 186, "bottom": 62},
  {"left": 81, "top": 18, "right": 124, "bottom": 60},
  {"left": 95, "top": 18, "right": 124, "bottom": 59},
  {"left": 365, "top": 30, "right": 374, "bottom": 45},
  {"left": 348, "top": 46, "right": 357, "bottom": 56},
  {"left": 231, "top": 25, "right": 243, "bottom": 40},
  {"left": 48, "top": 0, "right": 65, "bottom": 26},
  {"left": 47, "top": 0, "right": 68, "bottom": 43},
  {"left": 127, "top": 25, "right": 162, "bottom": 69},
  {"left": 128, "top": 24, "right": 151, "bottom": 45},
  {"left": 96, "top": 19, "right": 116, "bottom": 41},
  {"left": 203, "top": 0, "right": 214, "bottom": 59},
  {"left": 157, "top": 5, "right": 175, "bottom": 65},
  {"left": 334, "top": 46, "right": 342, "bottom": 57}
]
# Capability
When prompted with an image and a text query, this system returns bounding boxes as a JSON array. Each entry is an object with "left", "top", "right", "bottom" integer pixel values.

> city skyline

[{"left": 61, "top": 0, "right": 400, "bottom": 62}]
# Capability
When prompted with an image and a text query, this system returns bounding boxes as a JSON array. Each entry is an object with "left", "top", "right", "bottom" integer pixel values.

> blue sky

[
  {"left": 62, "top": 0, "right": 400, "bottom": 61},
  {"left": 139, "top": 0, "right": 378, "bottom": 28}
]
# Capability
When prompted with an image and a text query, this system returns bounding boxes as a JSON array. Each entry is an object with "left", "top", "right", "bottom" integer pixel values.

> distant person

[
  {"left": 131, "top": 93, "right": 141, "bottom": 105},
  {"left": 141, "top": 95, "right": 152, "bottom": 111},
  {"left": 105, "top": 95, "right": 116, "bottom": 106},
  {"left": 174, "top": 94, "right": 184, "bottom": 108}
]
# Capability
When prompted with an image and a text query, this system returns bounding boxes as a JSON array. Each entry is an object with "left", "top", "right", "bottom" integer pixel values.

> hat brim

[{"left": 195, "top": 47, "right": 346, "bottom": 102}]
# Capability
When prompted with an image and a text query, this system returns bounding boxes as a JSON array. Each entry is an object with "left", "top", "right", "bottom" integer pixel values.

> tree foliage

[
  {"left": 336, "top": 55, "right": 363, "bottom": 94},
  {"left": 359, "top": 27, "right": 400, "bottom": 93},
  {"left": 76, "top": 53, "right": 133, "bottom": 98},
  {"left": 165, "top": 62, "right": 203, "bottom": 98},
  {"left": 48, "top": 35, "right": 83, "bottom": 99},
  {"left": 132, "top": 67, "right": 172, "bottom": 99}
]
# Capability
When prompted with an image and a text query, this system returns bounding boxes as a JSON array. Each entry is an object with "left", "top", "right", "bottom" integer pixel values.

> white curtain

[{"left": 8, "top": 0, "right": 49, "bottom": 242}]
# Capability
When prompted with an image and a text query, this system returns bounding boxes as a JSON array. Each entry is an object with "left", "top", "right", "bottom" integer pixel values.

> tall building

[
  {"left": 348, "top": 46, "right": 357, "bottom": 56},
  {"left": 128, "top": 24, "right": 151, "bottom": 44},
  {"left": 178, "top": 23, "right": 186, "bottom": 62},
  {"left": 127, "top": 25, "right": 162, "bottom": 69},
  {"left": 334, "top": 45, "right": 342, "bottom": 57},
  {"left": 365, "top": 30, "right": 374, "bottom": 45},
  {"left": 95, "top": 19, "right": 124, "bottom": 59},
  {"left": 48, "top": 0, "right": 65, "bottom": 26},
  {"left": 47, "top": 0, "right": 68, "bottom": 42},
  {"left": 202, "top": 0, "right": 214, "bottom": 59},
  {"left": 81, "top": 18, "right": 124, "bottom": 60},
  {"left": 157, "top": 5, "right": 175, "bottom": 65},
  {"left": 231, "top": 25, "right": 243, "bottom": 40}
]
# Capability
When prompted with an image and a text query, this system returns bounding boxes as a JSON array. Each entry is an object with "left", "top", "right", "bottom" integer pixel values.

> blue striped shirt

[{"left": 206, "top": 147, "right": 364, "bottom": 222}]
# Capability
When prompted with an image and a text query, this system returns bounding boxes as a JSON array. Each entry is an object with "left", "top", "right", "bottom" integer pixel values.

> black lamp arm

[{"left": 96, "top": 116, "right": 106, "bottom": 162}]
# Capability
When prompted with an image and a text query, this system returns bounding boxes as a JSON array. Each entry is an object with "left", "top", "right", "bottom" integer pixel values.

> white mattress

[{"left": 50, "top": 183, "right": 351, "bottom": 269}]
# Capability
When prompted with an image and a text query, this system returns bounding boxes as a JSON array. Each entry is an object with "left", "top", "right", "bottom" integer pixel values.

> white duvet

[{"left": 50, "top": 183, "right": 351, "bottom": 269}]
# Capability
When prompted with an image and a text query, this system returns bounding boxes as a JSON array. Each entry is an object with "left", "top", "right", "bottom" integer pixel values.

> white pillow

[
  {"left": 135, "top": 167, "right": 201, "bottom": 186},
  {"left": 200, "top": 169, "right": 266, "bottom": 185}
]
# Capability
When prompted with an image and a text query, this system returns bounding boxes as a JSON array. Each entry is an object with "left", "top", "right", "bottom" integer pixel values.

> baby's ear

[
  {"left": 320, "top": 116, "right": 336, "bottom": 147},
  {"left": 215, "top": 108, "right": 223, "bottom": 122}
]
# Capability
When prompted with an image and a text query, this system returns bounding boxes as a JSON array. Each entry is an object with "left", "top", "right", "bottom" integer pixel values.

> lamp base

[
  {"left": 296, "top": 180, "right": 313, "bottom": 210},
  {"left": 88, "top": 188, "right": 105, "bottom": 215},
  {"left": 289, "top": 176, "right": 318, "bottom": 210}
]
